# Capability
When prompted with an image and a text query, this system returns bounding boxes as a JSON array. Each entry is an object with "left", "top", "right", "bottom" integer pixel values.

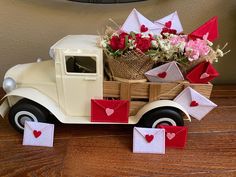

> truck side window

[{"left": 65, "top": 56, "right": 96, "bottom": 73}]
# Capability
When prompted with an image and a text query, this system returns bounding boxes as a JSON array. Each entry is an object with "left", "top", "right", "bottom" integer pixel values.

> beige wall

[{"left": 0, "top": 0, "right": 235, "bottom": 84}]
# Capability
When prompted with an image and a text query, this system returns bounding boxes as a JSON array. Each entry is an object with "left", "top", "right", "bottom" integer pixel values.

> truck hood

[{"left": 5, "top": 60, "right": 56, "bottom": 85}]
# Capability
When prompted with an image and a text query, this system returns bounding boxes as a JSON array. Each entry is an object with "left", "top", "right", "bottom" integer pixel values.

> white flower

[
  {"left": 100, "top": 40, "right": 107, "bottom": 48},
  {"left": 141, "top": 33, "right": 150, "bottom": 38},
  {"left": 164, "top": 32, "right": 170, "bottom": 36},
  {"left": 129, "top": 46, "right": 135, "bottom": 49},
  {"left": 163, "top": 45, "right": 171, "bottom": 51},
  {"left": 111, "top": 33, "right": 119, "bottom": 37},
  {"left": 156, "top": 34, "right": 163, "bottom": 40},
  {"left": 151, "top": 40, "right": 158, "bottom": 48},
  {"left": 128, "top": 39, "right": 136, "bottom": 49},
  {"left": 207, "top": 40, "right": 213, "bottom": 46},
  {"left": 216, "top": 49, "right": 224, "bottom": 57},
  {"left": 178, "top": 42, "right": 186, "bottom": 52}
]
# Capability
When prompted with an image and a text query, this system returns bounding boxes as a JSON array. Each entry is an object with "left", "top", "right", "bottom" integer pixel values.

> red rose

[
  {"left": 148, "top": 34, "right": 154, "bottom": 40},
  {"left": 135, "top": 35, "right": 151, "bottom": 52},
  {"left": 135, "top": 33, "right": 142, "bottom": 39},
  {"left": 117, "top": 37, "right": 125, "bottom": 50},
  {"left": 119, "top": 32, "right": 128, "bottom": 39},
  {"left": 109, "top": 34, "right": 127, "bottom": 51},
  {"left": 110, "top": 36, "right": 119, "bottom": 51},
  {"left": 161, "top": 27, "right": 177, "bottom": 35}
]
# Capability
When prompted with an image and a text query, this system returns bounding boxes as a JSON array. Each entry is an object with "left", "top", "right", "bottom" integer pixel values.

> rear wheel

[
  {"left": 8, "top": 99, "right": 49, "bottom": 133},
  {"left": 137, "top": 108, "right": 184, "bottom": 128}
]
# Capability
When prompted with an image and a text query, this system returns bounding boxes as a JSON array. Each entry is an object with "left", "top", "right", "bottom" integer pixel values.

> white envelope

[
  {"left": 174, "top": 87, "right": 217, "bottom": 120},
  {"left": 23, "top": 121, "right": 54, "bottom": 147},
  {"left": 145, "top": 61, "right": 184, "bottom": 83},
  {"left": 154, "top": 11, "right": 183, "bottom": 34},
  {"left": 133, "top": 127, "right": 165, "bottom": 154},
  {"left": 121, "top": 8, "right": 161, "bottom": 34}
]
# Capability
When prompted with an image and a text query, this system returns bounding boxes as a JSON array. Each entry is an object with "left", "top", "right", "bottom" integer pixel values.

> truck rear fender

[{"left": 133, "top": 100, "right": 191, "bottom": 124}]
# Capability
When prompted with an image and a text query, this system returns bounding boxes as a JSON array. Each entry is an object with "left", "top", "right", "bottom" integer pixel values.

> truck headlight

[{"left": 3, "top": 77, "right": 16, "bottom": 93}]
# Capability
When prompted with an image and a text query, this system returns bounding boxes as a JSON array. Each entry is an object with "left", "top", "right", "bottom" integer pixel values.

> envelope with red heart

[
  {"left": 91, "top": 99, "right": 129, "bottom": 123},
  {"left": 133, "top": 127, "right": 165, "bottom": 154},
  {"left": 154, "top": 11, "right": 183, "bottom": 34},
  {"left": 158, "top": 125, "right": 187, "bottom": 148},
  {"left": 188, "top": 16, "right": 219, "bottom": 42},
  {"left": 121, "top": 8, "right": 161, "bottom": 34},
  {"left": 23, "top": 121, "right": 54, "bottom": 147},
  {"left": 186, "top": 62, "right": 219, "bottom": 84},
  {"left": 173, "top": 87, "right": 217, "bottom": 120},
  {"left": 145, "top": 61, "right": 184, "bottom": 83}
]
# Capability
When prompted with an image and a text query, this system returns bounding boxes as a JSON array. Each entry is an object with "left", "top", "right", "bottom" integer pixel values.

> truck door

[{"left": 62, "top": 55, "right": 103, "bottom": 117}]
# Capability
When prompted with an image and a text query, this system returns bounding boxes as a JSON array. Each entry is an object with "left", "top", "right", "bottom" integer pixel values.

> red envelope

[
  {"left": 158, "top": 125, "right": 187, "bottom": 148},
  {"left": 91, "top": 99, "right": 129, "bottom": 123},
  {"left": 188, "top": 16, "right": 219, "bottom": 42},
  {"left": 186, "top": 62, "right": 219, "bottom": 83}
]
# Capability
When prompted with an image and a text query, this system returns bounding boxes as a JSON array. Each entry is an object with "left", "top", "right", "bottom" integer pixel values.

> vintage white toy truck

[{"left": 0, "top": 35, "right": 213, "bottom": 132}]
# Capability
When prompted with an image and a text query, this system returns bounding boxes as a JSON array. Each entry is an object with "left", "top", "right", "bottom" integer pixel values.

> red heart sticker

[
  {"left": 145, "top": 134, "right": 154, "bottom": 143},
  {"left": 157, "top": 72, "right": 167, "bottom": 78},
  {"left": 190, "top": 100, "right": 199, "bottom": 107},
  {"left": 33, "top": 130, "right": 42, "bottom": 138},
  {"left": 165, "top": 21, "right": 172, "bottom": 28},
  {"left": 140, "top": 24, "right": 148, "bottom": 32}
]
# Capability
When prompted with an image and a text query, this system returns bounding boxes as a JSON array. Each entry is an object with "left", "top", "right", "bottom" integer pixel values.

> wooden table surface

[{"left": 0, "top": 86, "right": 235, "bottom": 177}]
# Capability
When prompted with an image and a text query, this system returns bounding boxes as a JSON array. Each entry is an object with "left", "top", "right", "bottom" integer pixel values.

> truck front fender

[
  {"left": 0, "top": 88, "right": 66, "bottom": 123},
  {"left": 132, "top": 100, "right": 191, "bottom": 124}
]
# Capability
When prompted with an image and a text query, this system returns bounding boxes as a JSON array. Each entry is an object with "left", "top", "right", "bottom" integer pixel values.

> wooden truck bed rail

[{"left": 103, "top": 81, "right": 213, "bottom": 116}]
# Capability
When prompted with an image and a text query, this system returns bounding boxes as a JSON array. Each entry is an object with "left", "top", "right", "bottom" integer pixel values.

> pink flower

[
  {"left": 184, "top": 39, "right": 210, "bottom": 61},
  {"left": 185, "top": 49, "right": 200, "bottom": 61},
  {"left": 170, "top": 36, "right": 186, "bottom": 45}
]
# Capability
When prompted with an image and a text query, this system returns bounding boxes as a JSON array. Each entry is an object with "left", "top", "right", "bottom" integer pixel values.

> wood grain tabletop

[{"left": 0, "top": 86, "right": 235, "bottom": 177}]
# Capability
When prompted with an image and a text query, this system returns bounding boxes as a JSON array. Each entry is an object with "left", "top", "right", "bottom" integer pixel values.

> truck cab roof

[{"left": 49, "top": 35, "right": 102, "bottom": 59}]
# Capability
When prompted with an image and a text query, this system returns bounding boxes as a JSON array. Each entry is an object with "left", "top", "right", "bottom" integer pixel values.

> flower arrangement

[
  {"left": 101, "top": 26, "right": 228, "bottom": 72},
  {"left": 99, "top": 9, "right": 230, "bottom": 81}
]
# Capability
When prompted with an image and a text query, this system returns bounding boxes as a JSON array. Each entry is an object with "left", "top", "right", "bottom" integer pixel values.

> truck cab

[{"left": 0, "top": 35, "right": 192, "bottom": 132}]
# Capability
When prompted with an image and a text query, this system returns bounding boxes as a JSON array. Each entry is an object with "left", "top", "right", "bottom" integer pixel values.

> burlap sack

[{"left": 106, "top": 50, "right": 154, "bottom": 80}]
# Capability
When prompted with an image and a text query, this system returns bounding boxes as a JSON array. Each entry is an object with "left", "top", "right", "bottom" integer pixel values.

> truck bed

[{"left": 103, "top": 80, "right": 213, "bottom": 116}]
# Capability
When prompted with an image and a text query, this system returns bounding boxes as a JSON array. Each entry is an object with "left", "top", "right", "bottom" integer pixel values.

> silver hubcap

[
  {"left": 15, "top": 111, "right": 38, "bottom": 130},
  {"left": 19, "top": 116, "right": 33, "bottom": 125}
]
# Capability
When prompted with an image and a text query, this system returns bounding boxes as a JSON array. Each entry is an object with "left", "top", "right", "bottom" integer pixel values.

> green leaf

[
  {"left": 125, "top": 35, "right": 129, "bottom": 47},
  {"left": 130, "top": 32, "right": 136, "bottom": 39}
]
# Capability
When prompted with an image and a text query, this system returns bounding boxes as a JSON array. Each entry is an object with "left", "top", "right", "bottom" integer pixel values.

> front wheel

[
  {"left": 8, "top": 99, "right": 49, "bottom": 133},
  {"left": 137, "top": 108, "right": 184, "bottom": 128}
]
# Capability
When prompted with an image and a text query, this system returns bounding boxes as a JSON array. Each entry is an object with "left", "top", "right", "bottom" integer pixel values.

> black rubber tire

[
  {"left": 137, "top": 107, "right": 184, "bottom": 128},
  {"left": 8, "top": 99, "right": 49, "bottom": 133}
]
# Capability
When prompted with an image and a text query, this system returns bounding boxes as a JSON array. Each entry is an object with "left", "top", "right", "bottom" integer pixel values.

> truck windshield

[{"left": 65, "top": 56, "right": 96, "bottom": 74}]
